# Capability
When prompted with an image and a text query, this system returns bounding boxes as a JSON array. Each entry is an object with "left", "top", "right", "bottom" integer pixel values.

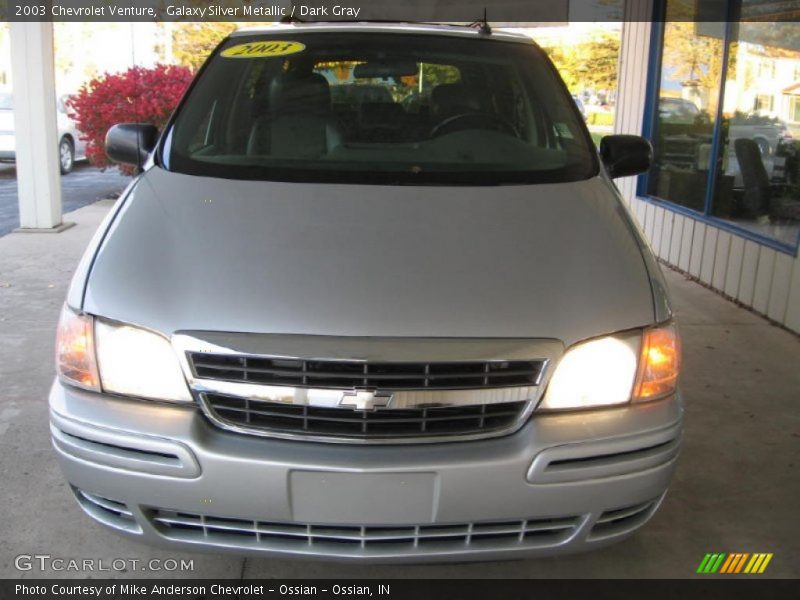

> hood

[{"left": 84, "top": 167, "right": 655, "bottom": 345}]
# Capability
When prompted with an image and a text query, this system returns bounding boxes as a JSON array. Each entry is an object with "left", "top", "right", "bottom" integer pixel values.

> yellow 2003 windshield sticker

[{"left": 221, "top": 41, "right": 306, "bottom": 59}]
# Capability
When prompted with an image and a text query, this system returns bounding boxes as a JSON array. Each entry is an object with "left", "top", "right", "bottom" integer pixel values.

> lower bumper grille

[
  {"left": 150, "top": 509, "right": 581, "bottom": 553},
  {"left": 203, "top": 393, "right": 528, "bottom": 441},
  {"left": 589, "top": 498, "right": 661, "bottom": 540},
  {"left": 72, "top": 488, "right": 140, "bottom": 533}
]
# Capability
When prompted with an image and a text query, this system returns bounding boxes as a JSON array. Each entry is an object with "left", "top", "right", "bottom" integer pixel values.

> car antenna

[{"left": 469, "top": 9, "right": 492, "bottom": 35}]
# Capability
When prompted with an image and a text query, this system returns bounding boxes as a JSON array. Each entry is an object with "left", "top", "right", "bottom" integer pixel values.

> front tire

[{"left": 59, "top": 137, "right": 74, "bottom": 174}]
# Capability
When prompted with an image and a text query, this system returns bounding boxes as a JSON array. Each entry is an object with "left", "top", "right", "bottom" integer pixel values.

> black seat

[{"left": 247, "top": 72, "right": 342, "bottom": 158}]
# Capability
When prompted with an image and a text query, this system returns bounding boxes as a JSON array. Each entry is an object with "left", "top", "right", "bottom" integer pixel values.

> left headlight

[
  {"left": 95, "top": 319, "right": 192, "bottom": 403},
  {"left": 538, "top": 324, "right": 680, "bottom": 411}
]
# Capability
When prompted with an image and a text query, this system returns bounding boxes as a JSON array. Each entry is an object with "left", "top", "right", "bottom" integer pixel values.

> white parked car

[{"left": 0, "top": 92, "right": 86, "bottom": 174}]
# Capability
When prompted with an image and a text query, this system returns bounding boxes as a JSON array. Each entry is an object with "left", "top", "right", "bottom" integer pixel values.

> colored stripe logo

[{"left": 697, "top": 553, "right": 773, "bottom": 574}]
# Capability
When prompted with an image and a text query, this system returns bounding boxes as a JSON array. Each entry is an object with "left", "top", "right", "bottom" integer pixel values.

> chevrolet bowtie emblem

[{"left": 339, "top": 389, "right": 393, "bottom": 410}]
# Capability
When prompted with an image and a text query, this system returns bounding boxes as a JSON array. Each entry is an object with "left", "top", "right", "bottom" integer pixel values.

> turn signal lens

[
  {"left": 55, "top": 305, "right": 100, "bottom": 391},
  {"left": 633, "top": 324, "right": 681, "bottom": 401}
]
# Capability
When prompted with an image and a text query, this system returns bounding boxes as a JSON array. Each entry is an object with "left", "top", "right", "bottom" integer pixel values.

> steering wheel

[{"left": 430, "top": 112, "right": 520, "bottom": 139}]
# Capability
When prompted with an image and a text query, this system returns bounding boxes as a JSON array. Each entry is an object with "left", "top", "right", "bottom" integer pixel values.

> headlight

[
  {"left": 95, "top": 319, "right": 192, "bottom": 402},
  {"left": 55, "top": 306, "right": 100, "bottom": 392},
  {"left": 539, "top": 324, "right": 680, "bottom": 411},
  {"left": 55, "top": 305, "right": 191, "bottom": 403}
]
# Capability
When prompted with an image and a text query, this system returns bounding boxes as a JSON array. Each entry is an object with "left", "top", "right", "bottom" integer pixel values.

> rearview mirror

[
  {"left": 105, "top": 123, "right": 159, "bottom": 170},
  {"left": 599, "top": 135, "right": 652, "bottom": 179},
  {"left": 353, "top": 60, "right": 418, "bottom": 79}
]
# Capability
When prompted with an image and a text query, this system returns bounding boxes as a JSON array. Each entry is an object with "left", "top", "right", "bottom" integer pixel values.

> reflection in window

[
  {"left": 646, "top": 0, "right": 800, "bottom": 249},
  {"left": 711, "top": 21, "right": 800, "bottom": 246},
  {"left": 646, "top": 9, "right": 725, "bottom": 212}
]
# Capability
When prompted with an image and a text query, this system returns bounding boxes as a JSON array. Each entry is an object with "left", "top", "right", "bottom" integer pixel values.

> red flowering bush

[{"left": 67, "top": 64, "right": 194, "bottom": 172}]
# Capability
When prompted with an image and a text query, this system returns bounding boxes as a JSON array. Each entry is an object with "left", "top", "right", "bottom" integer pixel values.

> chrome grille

[
  {"left": 204, "top": 393, "right": 527, "bottom": 440},
  {"left": 190, "top": 354, "right": 545, "bottom": 390},
  {"left": 150, "top": 508, "right": 581, "bottom": 554}
]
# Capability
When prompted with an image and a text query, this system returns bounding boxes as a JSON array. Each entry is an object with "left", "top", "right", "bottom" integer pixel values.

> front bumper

[{"left": 49, "top": 380, "right": 683, "bottom": 563}]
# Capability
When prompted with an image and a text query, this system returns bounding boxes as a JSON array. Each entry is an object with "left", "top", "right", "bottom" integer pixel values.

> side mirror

[
  {"left": 105, "top": 123, "right": 159, "bottom": 170},
  {"left": 600, "top": 134, "right": 653, "bottom": 179}
]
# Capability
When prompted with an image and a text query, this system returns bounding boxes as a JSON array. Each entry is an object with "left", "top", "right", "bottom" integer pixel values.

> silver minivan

[{"left": 51, "top": 23, "right": 682, "bottom": 563}]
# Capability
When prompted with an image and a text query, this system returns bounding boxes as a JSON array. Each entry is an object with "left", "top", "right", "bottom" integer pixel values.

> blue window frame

[{"left": 638, "top": 0, "right": 800, "bottom": 256}]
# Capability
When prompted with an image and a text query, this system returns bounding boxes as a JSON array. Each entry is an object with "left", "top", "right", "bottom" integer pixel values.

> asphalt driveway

[{"left": 0, "top": 163, "right": 129, "bottom": 236}]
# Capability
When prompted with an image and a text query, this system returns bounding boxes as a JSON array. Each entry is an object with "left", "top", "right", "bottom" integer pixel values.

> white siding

[
  {"left": 668, "top": 213, "right": 683, "bottom": 264},
  {"left": 737, "top": 241, "right": 760, "bottom": 306},
  {"left": 700, "top": 227, "right": 718, "bottom": 285},
  {"left": 752, "top": 248, "right": 776, "bottom": 315},
  {"left": 678, "top": 217, "right": 693, "bottom": 272},
  {"left": 724, "top": 236, "right": 744, "bottom": 299},
  {"left": 712, "top": 231, "right": 731, "bottom": 291},
  {"left": 614, "top": 0, "right": 800, "bottom": 333},
  {"left": 767, "top": 253, "right": 793, "bottom": 322},
  {"left": 785, "top": 255, "right": 800, "bottom": 332},
  {"left": 688, "top": 222, "right": 705, "bottom": 278}
]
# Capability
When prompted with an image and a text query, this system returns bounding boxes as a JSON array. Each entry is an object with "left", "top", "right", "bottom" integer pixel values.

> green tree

[
  {"left": 661, "top": 22, "right": 725, "bottom": 115},
  {"left": 542, "top": 30, "right": 620, "bottom": 94},
  {"left": 171, "top": 23, "right": 240, "bottom": 70}
]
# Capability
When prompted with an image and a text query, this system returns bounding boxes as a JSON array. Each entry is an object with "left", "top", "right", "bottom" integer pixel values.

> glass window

[
  {"left": 646, "top": 0, "right": 800, "bottom": 249},
  {"left": 162, "top": 33, "right": 596, "bottom": 185},
  {"left": 710, "top": 20, "right": 800, "bottom": 246},
  {"left": 645, "top": 1, "right": 726, "bottom": 212}
]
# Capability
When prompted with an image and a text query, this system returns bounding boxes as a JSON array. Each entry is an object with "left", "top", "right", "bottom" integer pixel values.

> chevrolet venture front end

[{"left": 50, "top": 22, "right": 682, "bottom": 562}]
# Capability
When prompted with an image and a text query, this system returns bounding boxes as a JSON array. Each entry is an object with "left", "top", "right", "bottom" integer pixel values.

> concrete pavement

[{"left": 0, "top": 200, "right": 797, "bottom": 579}]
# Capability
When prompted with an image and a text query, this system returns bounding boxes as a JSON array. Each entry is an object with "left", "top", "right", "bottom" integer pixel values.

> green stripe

[
  {"left": 703, "top": 554, "right": 719, "bottom": 573},
  {"left": 697, "top": 554, "right": 713, "bottom": 573},
  {"left": 710, "top": 553, "right": 727, "bottom": 573}
]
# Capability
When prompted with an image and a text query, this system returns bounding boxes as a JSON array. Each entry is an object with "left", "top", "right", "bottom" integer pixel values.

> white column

[
  {"left": 10, "top": 22, "right": 66, "bottom": 231},
  {"left": 613, "top": 0, "right": 655, "bottom": 205}
]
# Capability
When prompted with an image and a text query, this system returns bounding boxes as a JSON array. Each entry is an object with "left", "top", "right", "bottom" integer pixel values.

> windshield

[{"left": 162, "top": 32, "right": 597, "bottom": 185}]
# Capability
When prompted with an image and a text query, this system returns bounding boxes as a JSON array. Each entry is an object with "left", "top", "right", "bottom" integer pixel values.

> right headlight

[{"left": 539, "top": 323, "right": 680, "bottom": 411}]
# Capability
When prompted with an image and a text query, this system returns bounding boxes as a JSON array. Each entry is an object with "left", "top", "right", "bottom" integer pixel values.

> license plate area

[{"left": 289, "top": 471, "right": 438, "bottom": 524}]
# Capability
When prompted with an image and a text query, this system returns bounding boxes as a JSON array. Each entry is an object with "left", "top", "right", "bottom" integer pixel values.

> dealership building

[
  {"left": 7, "top": 0, "right": 800, "bottom": 333},
  {"left": 613, "top": 0, "right": 800, "bottom": 333}
]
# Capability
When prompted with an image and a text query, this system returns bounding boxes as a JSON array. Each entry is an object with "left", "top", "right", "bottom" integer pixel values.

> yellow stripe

[
  {"left": 734, "top": 553, "right": 749, "bottom": 573},
  {"left": 758, "top": 553, "right": 773, "bottom": 574},
  {"left": 749, "top": 554, "right": 766, "bottom": 573},
  {"left": 720, "top": 554, "right": 736, "bottom": 574},
  {"left": 744, "top": 554, "right": 759, "bottom": 573}
]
